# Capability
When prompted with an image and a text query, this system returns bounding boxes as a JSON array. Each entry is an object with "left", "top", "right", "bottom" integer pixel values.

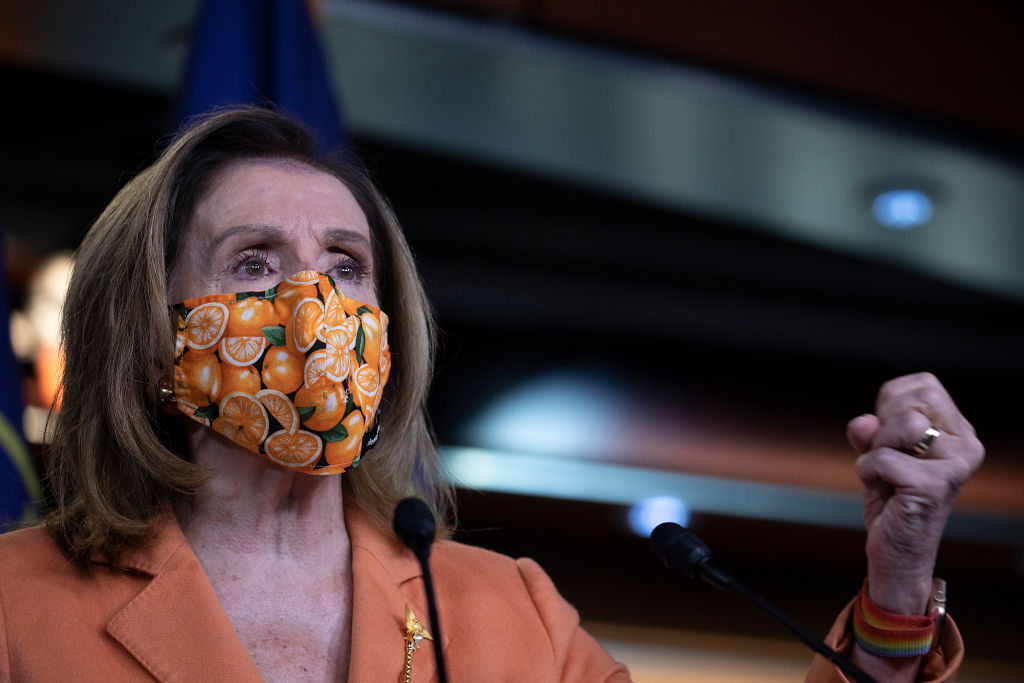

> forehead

[{"left": 188, "top": 158, "right": 369, "bottom": 242}]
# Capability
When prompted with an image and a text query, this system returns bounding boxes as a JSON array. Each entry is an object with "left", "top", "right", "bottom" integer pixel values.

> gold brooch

[{"left": 403, "top": 604, "right": 433, "bottom": 683}]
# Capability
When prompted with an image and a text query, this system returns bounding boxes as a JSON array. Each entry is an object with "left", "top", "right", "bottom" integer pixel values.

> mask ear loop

[{"left": 362, "top": 407, "right": 382, "bottom": 452}]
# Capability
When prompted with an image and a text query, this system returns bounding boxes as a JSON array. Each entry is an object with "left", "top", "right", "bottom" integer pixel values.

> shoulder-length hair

[{"left": 46, "top": 107, "right": 453, "bottom": 567}]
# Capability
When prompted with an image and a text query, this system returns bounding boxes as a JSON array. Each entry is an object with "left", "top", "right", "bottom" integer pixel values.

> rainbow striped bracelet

[{"left": 852, "top": 582, "right": 937, "bottom": 658}]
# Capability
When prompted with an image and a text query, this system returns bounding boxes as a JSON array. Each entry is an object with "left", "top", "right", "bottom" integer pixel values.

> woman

[{"left": 0, "top": 108, "right": 982, "bottom": 682}]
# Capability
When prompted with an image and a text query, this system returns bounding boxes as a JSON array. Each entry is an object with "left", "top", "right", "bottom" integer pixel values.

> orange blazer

[{"left": 0, "top": 503, "right": 960, "bottom": 682}]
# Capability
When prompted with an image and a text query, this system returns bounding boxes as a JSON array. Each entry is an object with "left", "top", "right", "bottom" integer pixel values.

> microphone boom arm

[{"left": 650, "top": 522, "right": 878, "bottom": 683}]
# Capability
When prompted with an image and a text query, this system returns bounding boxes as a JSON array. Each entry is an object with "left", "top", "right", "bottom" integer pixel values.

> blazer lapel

[
  {"left": 105, "top": 515, "right": 262, "bottom": 682},
  {"left": 102, "top": 502, "right": 445, "bottom": 682},
  {"left": 346, "top": 502, "right": 449, "bottom": 683}
]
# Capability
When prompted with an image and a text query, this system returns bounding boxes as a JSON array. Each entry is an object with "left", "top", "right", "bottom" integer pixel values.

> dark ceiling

[{"left": 427, "top": 0, "right": 1024, "bottom": 151}]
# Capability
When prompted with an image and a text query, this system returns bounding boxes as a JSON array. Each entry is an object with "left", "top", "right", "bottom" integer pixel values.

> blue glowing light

[
  {"left": 463, "top": 372, "right": 625, "bottom": 457},
  {"left": 871, "top": 189, "right": 933, "bottom": 230},
  {"left": 628, "top": 495, "right": 690, "bottom": 537}
]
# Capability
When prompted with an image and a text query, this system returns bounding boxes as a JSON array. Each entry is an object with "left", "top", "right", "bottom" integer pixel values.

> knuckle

[
  {"left": 959, "top": 420, "right": 978, "bottom": 439},
  {"left": 918, "top": 386, "right": 946, "bottom": 409},
  {"left": 906, "top": 411, "right": 930, "bottom": 431},
  {"left": 877, "top": 381, "right": 897, "bottom": 405},
  {"left": 969, "top": 440, "right": 986, "bottom": 467}
]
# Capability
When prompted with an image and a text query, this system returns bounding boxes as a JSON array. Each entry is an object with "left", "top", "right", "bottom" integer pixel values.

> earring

[{"left": 158, "top": 382, "right": 176, "bottom": 405}]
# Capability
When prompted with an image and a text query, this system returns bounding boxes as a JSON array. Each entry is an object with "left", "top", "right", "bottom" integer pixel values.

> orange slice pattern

[
  {"left": 352, "top": 363, "right": 381, "bottom": 424},
  {"left": 172, "top": 271, "right": 391, "bottom": 474},
  {"left": 175, "top": 399, "right": 209, "bottom": 426},
  {"left": 256, "top": 389, "right": 299, "bottom": 434},
  {"left": 214, "top": 392, "right": 269, "bottom": 449},
  {"left": 265, "top": 429, "right": 323, "bottom": 467},
  {"left": 291, "top": 297, "right": 324, "bottom": 353},
  {"left": 322, "top": 325, "right": 357, "bottom": 382},
  {"left": 185, "top": 302, "right": 228, "bottom": 350},
  {"left": 285, "top": 270, "right": 321, "bottom": 285},
  {"left": 303, "top": 349, "right": 331, "bottom": 388},
  {"left": 220, "top": 336, "right": 267, "bottom": 366}
]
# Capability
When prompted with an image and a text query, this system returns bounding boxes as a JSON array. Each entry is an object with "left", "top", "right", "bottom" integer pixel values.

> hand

[{"left": 847, "top": 373, "right": 984, "bottom": 615}]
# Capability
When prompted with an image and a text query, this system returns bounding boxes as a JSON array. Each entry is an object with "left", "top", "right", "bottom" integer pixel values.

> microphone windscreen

[
  {"left": 393, "top": 497, "right": 436, "bottom": 554},
  {"left": 650, "top": 522, "right": 712, "bottom": 580},
  {"left": 650, "top": 522, "right": 684, "bottom": 566}
]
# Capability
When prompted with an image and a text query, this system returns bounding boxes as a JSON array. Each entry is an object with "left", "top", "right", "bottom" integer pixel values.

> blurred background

[{"left": 1, "top": 1, "right": 1022, "bottom": 680}]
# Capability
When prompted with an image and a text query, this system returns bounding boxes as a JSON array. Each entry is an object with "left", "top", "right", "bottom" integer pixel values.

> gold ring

[{"left": 912, "top": 426, "right": 941, "bottom": 456}]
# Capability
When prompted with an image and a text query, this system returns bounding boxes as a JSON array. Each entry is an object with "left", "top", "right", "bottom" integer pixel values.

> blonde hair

[{"left": 46, "top": 107, "right": 453, "bottom": 567}]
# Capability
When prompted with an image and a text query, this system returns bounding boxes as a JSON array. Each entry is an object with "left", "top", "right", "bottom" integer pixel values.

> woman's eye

[
  {"left": 232, "top": 249, "right": 273, "bottom": 279},
  {"left": 243, "top": 261, "right": 265, "bottom": 277},
  {"left": 331, "top": 257, "right": 366, "bottom": 283}
]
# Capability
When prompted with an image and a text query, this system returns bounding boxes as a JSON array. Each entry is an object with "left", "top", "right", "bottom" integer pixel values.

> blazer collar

[
  {"left": 96, "top": 502, "right": 445, "bottom": 683},
  {"left": 102, "top": 511, "right": 262, "bottom": 682}
]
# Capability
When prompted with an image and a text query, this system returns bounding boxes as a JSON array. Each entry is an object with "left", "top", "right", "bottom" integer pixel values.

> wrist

[{"left": 866, "top": 569, "right": 933, "bottom": 615}]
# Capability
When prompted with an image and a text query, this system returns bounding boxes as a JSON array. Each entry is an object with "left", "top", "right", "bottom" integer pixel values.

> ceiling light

[
  {"left": 628, "top": 495, "right": 690, "bottom": 537},
  {"left": 871, "top": 189, "right": 933, "bottom": 230}
]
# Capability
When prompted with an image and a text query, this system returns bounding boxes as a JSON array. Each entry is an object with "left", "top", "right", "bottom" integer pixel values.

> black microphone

[
  {"left": 650, "top": 523, "right": 878, "bottom": 683},
  {"left": 650, "top": 521, "right": 734, "bottom": 590},
  {"left": 394, "top": 497, "right": 437, "bottom": 560},
  {"left": 393, "top": 498, "right": 449, "bottom": 683}
]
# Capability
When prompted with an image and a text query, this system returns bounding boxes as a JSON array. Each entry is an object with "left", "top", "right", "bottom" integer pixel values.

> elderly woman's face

[{"left": 170, "top": 159, "right": 377, "bottom": 307}]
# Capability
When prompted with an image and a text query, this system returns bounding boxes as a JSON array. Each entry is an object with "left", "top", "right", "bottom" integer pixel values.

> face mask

[{"left": 171, "top": 270, "right": 390, "bottom": 475}]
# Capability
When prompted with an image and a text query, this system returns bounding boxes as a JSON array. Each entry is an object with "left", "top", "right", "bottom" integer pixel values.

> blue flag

[
  {"left": 0, "top": 239, "right": 39, "bottom": 524},
  {"left": 180, "top": 0, "right": 346, "bottom": 154}
]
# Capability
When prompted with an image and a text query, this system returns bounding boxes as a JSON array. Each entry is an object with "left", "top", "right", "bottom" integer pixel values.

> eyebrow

[
  {"left": 209, "top": 224, "right": 372, "bottom": 252},
  {"left": 209, "top": 224, "right": 286, "bottom": 252},
  {"left": 321, "top": 228, "right": 373, "bottom": 251}
]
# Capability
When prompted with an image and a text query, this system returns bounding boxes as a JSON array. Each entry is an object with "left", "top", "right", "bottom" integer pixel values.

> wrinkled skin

[{"left": 846, "top": 372, "right": 984, "bottom": 681}]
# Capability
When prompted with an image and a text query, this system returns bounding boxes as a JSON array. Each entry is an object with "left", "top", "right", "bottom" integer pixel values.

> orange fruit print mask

[{"left": 171, "top": 271, "right": 390, "bottom": 474}]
